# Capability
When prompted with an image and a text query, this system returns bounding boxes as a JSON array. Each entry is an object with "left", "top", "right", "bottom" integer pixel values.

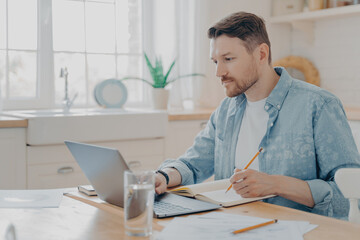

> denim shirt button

[
  {"left": 277, "top": 104, "right": 280, "bottom": 109},
  {"left": 270, "top": 122, "right": 274, "bottom": 127},
  {"left": 264, "top": 105, "right": 269, "bottom": 110}
]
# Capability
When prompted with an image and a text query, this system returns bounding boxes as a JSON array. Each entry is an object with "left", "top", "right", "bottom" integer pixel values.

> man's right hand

[
  {"left": 154, "top": 168, "right": 182, "bottom": 195},
  {"left": 155, "top": 173, "right": 167, "bottom": 195}
]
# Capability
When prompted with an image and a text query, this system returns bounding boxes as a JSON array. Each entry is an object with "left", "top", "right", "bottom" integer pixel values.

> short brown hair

[{"left": 208, "top": 12, "right": 271, "bottom": 63}]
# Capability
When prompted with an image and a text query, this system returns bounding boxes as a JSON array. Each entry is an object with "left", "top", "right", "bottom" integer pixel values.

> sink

[{"left": 4, "top": 108, "right": 168, "bottom": 145}]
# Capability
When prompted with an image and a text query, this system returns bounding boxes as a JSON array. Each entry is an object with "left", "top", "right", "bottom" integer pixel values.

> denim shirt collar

[
  {"left": 225, "top": 93, "right": 246, "bottom": 118},
  {"left": 230, "top": 67, "right": 292, "bottom": 115},
  {"left": 266, "top": 67, "right": 293, "bottom": 111}
]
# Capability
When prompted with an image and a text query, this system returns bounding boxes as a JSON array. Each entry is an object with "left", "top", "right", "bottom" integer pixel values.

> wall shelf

[
  {"left": 269, "top": 4, "right": 360, "bottom": 43},
  {"left": 269, "top": 4, "right": 360, "bottom": 23}
]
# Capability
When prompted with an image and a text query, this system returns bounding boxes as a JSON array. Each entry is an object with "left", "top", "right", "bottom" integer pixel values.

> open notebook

[{"left": 169, "top": 179, "right": 274, "bottom": 207}]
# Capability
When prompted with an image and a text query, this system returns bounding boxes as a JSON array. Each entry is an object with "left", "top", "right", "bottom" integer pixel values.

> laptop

[{"left": 64, "top": 141, "right": 220, "bottom": 218}]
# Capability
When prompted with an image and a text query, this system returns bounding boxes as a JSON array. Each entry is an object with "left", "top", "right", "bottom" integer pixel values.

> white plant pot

[{"left": 151, "top": 88, "right": 169, "bottom": 109}]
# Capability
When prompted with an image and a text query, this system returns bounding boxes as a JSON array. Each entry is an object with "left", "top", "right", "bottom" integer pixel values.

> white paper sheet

[
  {"left": 0, "top": 189, "right": 63, "bottom": 208},
  {"left": 156, "top": 212, "right": 317, "bottom": 240}
]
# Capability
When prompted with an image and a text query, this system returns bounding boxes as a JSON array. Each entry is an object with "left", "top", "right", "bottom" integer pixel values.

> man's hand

[
  {"left": 230, "top": 169, "right": 278, "bottom": 198},
  {"left": 155, "top": 173, "right": 167, "bottom": 195},
  {"left": 230, "top": 168, "right": 315, "bottom": 207},
  {"left": 154, "top": 168, "right": 182, "bottom": 195}
]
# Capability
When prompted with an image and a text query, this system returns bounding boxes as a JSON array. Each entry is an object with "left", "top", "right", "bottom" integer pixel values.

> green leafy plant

[{"left": 120, "top": 53, "right": 204, "bottom": 88}]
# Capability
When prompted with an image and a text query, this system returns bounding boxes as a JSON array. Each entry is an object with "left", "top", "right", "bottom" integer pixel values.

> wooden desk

[
  {"left": 2, "top": 192, "right": 359, "bottom": 239},
  {"left": 0, "top": 196, "right": 129, "bottom": 240},
  {"left": 66, "top": 191, "right": 360, "bottom": 240}
]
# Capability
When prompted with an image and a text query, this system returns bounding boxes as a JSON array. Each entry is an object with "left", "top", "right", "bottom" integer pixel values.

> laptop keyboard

[{"left": 154, "top": 201, "right": 192, "bottom": 214}]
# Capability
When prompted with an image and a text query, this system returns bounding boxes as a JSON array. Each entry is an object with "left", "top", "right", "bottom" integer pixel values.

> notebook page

[
  {"left": 199, "top": 188, "right": 243, "bottom": 204},
  {"left": 170, "top": 179, "right": 230, "bottom": 195}
]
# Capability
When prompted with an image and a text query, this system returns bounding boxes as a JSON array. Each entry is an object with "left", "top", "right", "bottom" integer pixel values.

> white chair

[{"left": 335, "top": 168, "right": 360, "bottom": 223}]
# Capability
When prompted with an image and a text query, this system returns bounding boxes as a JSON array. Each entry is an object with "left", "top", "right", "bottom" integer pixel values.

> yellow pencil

[
  {"left": 232, "top": 219, "right": 278, "bottom": 234},
  {"left": 225, "top": 147, "right": 263, "bottom": 193}
]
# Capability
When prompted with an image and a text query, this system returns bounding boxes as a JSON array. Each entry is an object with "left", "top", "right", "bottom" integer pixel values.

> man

[{"left": 155, "top": 12, "right": 360, "bottom": 218}]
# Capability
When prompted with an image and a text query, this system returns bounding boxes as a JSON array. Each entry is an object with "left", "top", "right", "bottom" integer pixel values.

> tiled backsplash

[{"left": 291, "top": 15, "right": 360, "bottom": 108}]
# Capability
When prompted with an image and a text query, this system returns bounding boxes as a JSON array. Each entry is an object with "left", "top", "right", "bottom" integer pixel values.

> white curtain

[
  {"left": 169, "top": 0, "right": 197, "bottom": 109},
  {"left": 145, "top": 0, "right": 200, "bottom": 110}
]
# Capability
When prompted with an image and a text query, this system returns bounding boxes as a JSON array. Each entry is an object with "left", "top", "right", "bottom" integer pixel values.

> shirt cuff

[
  {"left": 306, "top": 179, "right": 333, "bottom": 205},
  {"left": 159, "top": 159, "right": 195, "bottom": 185}
]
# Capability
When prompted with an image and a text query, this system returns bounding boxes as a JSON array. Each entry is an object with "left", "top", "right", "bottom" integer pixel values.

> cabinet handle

[
  {"left": 128, "top": 161, "right": 142, "bottom": 169},
  {"left": 57, "top": 166, "right": 74, "bottom": 174}
]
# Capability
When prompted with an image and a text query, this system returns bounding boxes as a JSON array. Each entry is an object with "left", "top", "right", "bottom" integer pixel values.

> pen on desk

[
  {"left": 225, "top": 147, "right": 263, "bottom": 194},
  {"left": 232, "top": 219, "right": 278, "bottom": 234}
]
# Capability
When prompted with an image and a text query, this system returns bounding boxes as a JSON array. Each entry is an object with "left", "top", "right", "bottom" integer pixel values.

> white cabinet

[
  {"left": 27, "top": 144, "right": 88, "bottom": 189},
  {"left": 27, "top": 138, "right": 165, "bottom": 189},
  {"left": 5, "top": 109, "right": 168, "bottom": 189},
  {"left": 165, "top": 120, "right": 208, "bottom": 159},
  {"left": 0, "top": 128, "right": 26, "bottom": 189}
]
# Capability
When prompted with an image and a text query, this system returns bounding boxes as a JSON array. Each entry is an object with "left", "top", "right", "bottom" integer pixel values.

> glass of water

[{"left": 124, "top": 170, "right": 155, "bottom": 237}]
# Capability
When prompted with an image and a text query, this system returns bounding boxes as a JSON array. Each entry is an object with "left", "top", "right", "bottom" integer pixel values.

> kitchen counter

[
  {"left": 0, "top": 116, "right": 28, "bottom": 128},
  {"left": 1, "top": 107, "right": 359, "bottom": 126},
  {"left": 168, "top": 107, "right": 360, "bottom": 121},
  {"left": 168, "top": 108, "right": 215, "bottom": 121},
  {"left": 345, "top": 107, "right": 360, "bottom": 121}
]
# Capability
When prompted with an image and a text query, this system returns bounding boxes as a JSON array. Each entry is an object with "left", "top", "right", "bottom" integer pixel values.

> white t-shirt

[{"left": 235, "top": 98, "right": 268, "bottom": 171}]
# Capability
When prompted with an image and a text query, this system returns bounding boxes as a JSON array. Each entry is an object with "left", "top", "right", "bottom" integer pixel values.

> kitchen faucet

[{"left": 59, "top": 67, "right": 78, "bottom": 112}]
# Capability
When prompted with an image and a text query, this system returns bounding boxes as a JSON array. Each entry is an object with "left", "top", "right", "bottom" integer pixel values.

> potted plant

[{"left": 120, "top": 53, "right": 204, "bottom": 109}]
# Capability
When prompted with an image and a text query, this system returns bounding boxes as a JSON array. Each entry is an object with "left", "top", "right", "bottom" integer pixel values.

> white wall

[{"left": 290, "top": 15, "right": 360, "bottom": 108}]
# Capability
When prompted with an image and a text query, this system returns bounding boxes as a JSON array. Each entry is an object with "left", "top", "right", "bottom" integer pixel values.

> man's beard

[{"left": 222, "top": 73, "right": 258, "bottom": 98}]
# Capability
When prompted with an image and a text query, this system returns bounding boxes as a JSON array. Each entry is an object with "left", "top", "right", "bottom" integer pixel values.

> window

[
  {"left": 0, "top": 0, "right": 38, "bottom": 108},
  {"left": 0, "top": 0, "right": 144, "bottom": 110}
]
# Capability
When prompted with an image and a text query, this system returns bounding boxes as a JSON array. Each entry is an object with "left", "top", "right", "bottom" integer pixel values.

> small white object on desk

[{"left": 0, "top": 220, "right": 16, "bottom": 240}]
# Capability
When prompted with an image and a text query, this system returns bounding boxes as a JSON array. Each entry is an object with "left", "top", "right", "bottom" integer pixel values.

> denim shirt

[{"left": 160, "top": 67, "right": 360, "bottom": 218}]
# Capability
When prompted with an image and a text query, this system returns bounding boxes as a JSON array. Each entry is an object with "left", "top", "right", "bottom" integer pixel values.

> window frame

[{"left": 2, "top": 0, "right": 150, "bottom": 110}]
